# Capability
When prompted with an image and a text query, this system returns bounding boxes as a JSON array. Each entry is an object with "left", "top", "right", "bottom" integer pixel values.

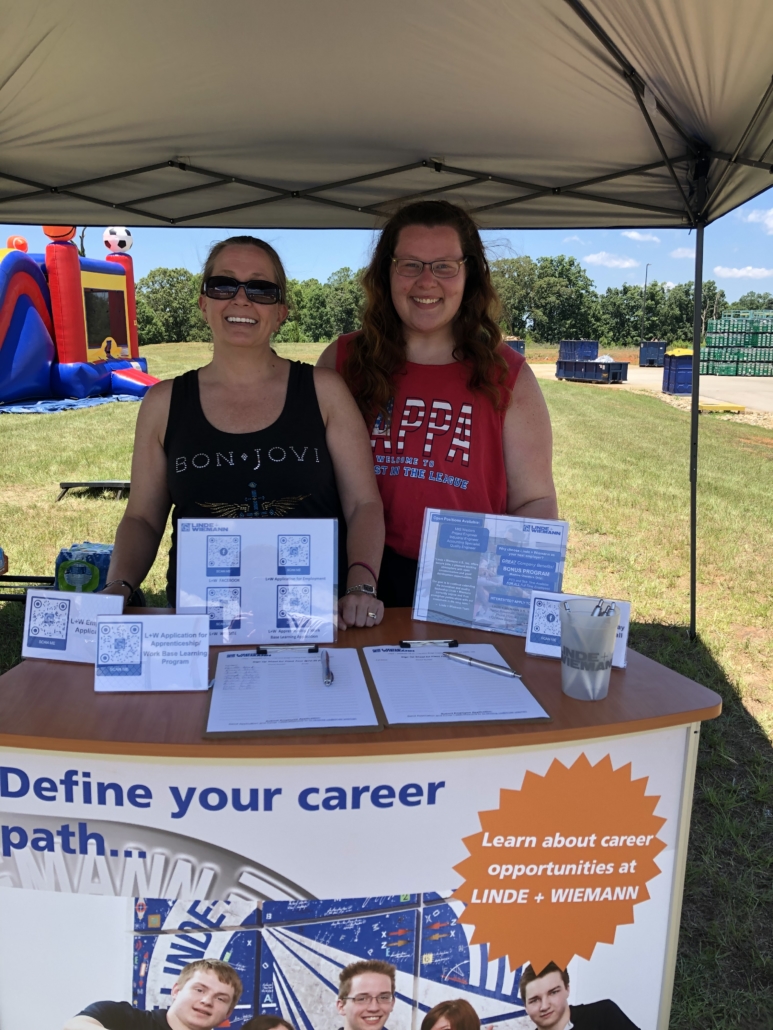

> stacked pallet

[{"left": 703, "top": 311, "right": 773, "bottom": 376}]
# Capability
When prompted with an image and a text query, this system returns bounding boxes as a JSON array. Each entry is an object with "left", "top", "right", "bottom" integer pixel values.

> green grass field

[{"left": 1, "top": 340, "right": 771, "bottom": 1027}]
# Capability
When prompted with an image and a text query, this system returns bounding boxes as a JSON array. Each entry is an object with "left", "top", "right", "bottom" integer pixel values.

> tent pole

[{"left": 689, "top": 222, "right": 705, "bottom": 640}]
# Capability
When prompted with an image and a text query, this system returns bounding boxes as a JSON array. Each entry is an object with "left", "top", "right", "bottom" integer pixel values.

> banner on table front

[{"left": 1, "top": 727, "right": 692, "bottom": 1030}]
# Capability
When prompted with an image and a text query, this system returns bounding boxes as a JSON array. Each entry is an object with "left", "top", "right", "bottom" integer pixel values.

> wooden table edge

[{"left": 0, "top": 701, "right": 721, "bottom": 760}]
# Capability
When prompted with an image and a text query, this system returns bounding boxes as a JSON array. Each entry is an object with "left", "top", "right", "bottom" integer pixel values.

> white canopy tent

[{"left": 2, "top": 0, "right": 772, "bottom": 633}]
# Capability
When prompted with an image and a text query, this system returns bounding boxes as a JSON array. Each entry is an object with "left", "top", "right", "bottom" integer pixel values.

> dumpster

[
  {"left": 639, "top": 341, "right": 666, "bottom": 367},
  {"left": 662, "top": 353, "right": 692, "bottom": 395}
]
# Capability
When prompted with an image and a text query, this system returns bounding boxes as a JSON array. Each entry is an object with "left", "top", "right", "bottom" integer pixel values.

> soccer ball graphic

[{"left": 103, "top": 226, "right": 133, "bottom": 252}]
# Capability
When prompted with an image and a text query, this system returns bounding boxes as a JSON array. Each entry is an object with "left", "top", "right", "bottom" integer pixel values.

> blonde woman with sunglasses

[{"left": 104, "top": 236, "right": 385, "bottom": 629}]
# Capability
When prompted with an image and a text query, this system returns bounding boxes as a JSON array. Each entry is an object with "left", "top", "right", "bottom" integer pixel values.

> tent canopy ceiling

[{"left": 1, "top": 0, "right": 772, "bottom": 229}]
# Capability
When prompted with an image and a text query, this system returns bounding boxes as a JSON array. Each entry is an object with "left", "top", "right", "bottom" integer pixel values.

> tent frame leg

[{"left": 689, "top": 223, "right": 705, "bottom": 640}]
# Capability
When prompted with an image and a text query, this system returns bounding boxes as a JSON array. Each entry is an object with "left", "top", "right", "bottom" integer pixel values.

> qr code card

[
  {"left": 277, "top": 584, "right": 312, "bottom": 628},
  {"left": 530, "top": 596, "right": 561, "bottom": 646},
  {"left": 277, "top": 534, "right": 311, "bottom": 575},
  {"left": 96, "top": 621, "right": 143, "bottom": 676},
  {"left": 26, "top": 596, "right": 70, "bottom": 651},
  {"left": 525, "top": 591, "right": 630, "bottom": 667},
  {"left": 207, "top": 534, "right": 241, "bottom": 577},
  {"left": 207, "top": 587, "right": 242, "bottom": 630}
]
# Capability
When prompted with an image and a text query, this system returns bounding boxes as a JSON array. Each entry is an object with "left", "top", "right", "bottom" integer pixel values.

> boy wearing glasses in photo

[{"left": 336, "top": 960, "right": 397, "bottom": 1030}]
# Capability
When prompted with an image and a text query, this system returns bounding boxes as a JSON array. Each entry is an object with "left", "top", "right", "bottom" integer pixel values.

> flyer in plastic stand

[
  {"left": 413, "top": 510, "right": 569, "bottom": 636},
  {"left": 176, "top": 517, "right": 338, "bottom": 644}
]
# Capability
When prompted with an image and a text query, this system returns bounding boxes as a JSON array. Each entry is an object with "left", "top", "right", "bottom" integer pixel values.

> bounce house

[{"left": 0, "top": 225, "right": 159, "bottom": 405}]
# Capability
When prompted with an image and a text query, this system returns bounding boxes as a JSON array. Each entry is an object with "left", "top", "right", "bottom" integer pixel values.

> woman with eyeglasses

[
  {"left": 318, "top": 201, "right": 557, "bottom": 608},
  {"left": 103, "top": 235, "right": 385, "bottom": 628}
]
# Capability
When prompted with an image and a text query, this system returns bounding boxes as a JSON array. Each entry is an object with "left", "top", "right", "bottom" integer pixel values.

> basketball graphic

[{"left": 42, "top": 225, "right": 77, "bottom": 242}]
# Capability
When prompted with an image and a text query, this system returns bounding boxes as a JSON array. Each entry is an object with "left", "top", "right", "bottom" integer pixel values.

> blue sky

[{"left": 3, "top": 188, "right": 772, "bottom": 300}]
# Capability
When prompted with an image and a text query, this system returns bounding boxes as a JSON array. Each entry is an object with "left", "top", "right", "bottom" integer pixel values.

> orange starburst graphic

[{"left": 452, "top": 753, "right": 666, "bottom": 971}]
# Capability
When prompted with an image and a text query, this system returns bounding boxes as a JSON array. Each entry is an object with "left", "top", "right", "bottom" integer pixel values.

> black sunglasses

[{"left": 202, "top": 276, "right": 284, "bottom": 305}]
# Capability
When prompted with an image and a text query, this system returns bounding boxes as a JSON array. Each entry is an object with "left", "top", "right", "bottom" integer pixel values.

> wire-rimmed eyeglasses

[
  {"left": 342, "top": 993, "right": 395, "bottom": 1006},
  {"left": 392, "top": 257, "right": 467, "bottom": 279}
]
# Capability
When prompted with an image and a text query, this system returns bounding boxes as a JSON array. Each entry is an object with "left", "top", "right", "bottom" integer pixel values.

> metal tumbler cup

[{"left": 559, "top": 598, "right": 620, "bottom": 701}]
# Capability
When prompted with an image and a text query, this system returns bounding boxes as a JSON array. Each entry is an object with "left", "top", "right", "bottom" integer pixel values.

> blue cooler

[{"left": 55, "top": 542, "right": 113, "bottom": 592}]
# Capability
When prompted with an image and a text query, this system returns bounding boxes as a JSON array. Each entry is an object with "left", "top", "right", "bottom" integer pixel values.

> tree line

[{"left": 135, "top": 260, "right": 772, "bottom": 348}]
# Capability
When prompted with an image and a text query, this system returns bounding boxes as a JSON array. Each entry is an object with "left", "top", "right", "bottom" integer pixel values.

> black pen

[{"left": 320, "top": 649, "right": 334, "bottom": 687}]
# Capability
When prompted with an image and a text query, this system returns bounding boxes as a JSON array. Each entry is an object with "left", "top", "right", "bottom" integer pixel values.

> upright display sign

[
  {"left": 176, "top": 517, "right": 338, "bottom": 644},
  {"left": 413, "top": 510, "right": 569, "bottom": 636}
]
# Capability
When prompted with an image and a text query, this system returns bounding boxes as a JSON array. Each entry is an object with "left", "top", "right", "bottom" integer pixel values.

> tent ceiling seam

[
  {"left": 0, "top": 151, "right": 697, "bottom": 226},
  {"left": 561, "top": 0, "right": 698, "bottom": 154},
  {"left": 701, "top": 73, "right": 773, "bottom": 216},
  {"left": 624, "top": 72, "right": 696, "bottom": 225},
  {"left": 710, "top": 150, "right": 773, "bottom": 173}
]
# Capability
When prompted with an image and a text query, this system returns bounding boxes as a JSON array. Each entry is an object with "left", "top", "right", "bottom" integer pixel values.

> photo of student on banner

[
  {"left": 65, "top": 959, "right": 242, "bottom": 1030},
  {"left": 336, "top": 960, "right": 396, "bottom": 1030},
  {"left": 421, "top": 999, "right": 480, "bottom": 1030},
  {"left": 519, "top": 963, "right": 640, "bottom": 1030}
]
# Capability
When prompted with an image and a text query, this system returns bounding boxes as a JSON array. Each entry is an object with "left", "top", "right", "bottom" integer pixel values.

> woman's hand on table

[{"left": 338, "top": 591, "right": 385, "bottom": 630}]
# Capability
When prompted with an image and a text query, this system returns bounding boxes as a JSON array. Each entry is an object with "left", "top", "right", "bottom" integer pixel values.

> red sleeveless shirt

[{"left": 336, "top": 334, "right": 524, "bottom": 560}]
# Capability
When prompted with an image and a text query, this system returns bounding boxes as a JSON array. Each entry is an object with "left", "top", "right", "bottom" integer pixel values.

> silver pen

[
  {"left": 443, "top": 651, "right": 520, "bottom": 678},
  {"left": 320, "top": 649, "right": 334, "bottom": 687}
]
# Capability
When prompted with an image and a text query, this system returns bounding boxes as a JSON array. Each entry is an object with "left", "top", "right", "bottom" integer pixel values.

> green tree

[
  {"left": 530, "top": 255, "right": 599, "bottom": 343},
  {"left": 727, "top": 290, "right": 773, "bottom": 311},
  {"left": 137, "top": 267, "right": 210, "bottom": 343},
  {"left": 298, "top": 279, "right": 334, "bottom": 342},
  {"left": 655, "top": 280, "right": 726, "bottom": 342},
  {"left": 135, "top": 294, "right": 165, "bottom": 345},
  {"left": 273, "top": 278, "right": 311, "bottom": 342},
  {"left": 325, "top": 267, "right": 365, "bottom": 337},
  {"left": 597, "top": 281, "right": 667, "bottom": 348},
  {"left": 490, "top": 256, "right": 536, "bottom": 336}
]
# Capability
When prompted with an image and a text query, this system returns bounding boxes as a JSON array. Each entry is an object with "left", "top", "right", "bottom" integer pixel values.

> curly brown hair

[{"left": 341, "top": 201, "right": 509, "bottom": 423}]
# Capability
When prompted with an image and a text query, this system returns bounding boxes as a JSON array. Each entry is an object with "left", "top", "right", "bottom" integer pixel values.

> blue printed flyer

[
  {"left": 22, "top": 589, "right": 124, "bottom": 663},
  {"left": 176, "top": 518, "right": 338, "bottom": 645},
  {"left": 412, "top": 509, "right": 569, "bottom": 637}
]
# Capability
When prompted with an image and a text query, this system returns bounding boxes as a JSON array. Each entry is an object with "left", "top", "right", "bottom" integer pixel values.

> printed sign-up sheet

[
  {"left": 206, "top": 649, "right": 379, "bottom": 734},
  {"left": 362, "top": 644, "right": 549, "bottom": 726}
]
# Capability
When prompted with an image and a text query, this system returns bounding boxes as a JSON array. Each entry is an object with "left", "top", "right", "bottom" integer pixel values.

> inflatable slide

[{"left": 0, "top": 226, "right": 159, "bottom": 405}]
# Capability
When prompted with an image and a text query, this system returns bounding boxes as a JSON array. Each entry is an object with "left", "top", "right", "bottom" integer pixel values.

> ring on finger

[{"left": 367, "top": 610, "right": 377, "bottom": 619}]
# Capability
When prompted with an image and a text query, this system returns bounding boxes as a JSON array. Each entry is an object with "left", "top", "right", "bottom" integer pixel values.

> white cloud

[
  {"left": 745, "top": 208, "right": 773, "bottom": 234},
  {"left": 670, "top": 247, "right": 695, "bottom": 259},
  {"left": 714, "top": 265, "right": 773, "bottom": 279},
  {"left": 563, "top": 235, "right": 584, "bottom": 243},
  {"left": 584, "top": 251, "right": 639, "bottom": 269},
  {"left": 621, "top": 230, "right": 660, "bottom": 243},
  {"left": 664, "top": 281, "right": 675, "bottom": 290}
]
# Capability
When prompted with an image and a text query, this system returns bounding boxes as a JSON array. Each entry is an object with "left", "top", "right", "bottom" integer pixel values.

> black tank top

[{"left": 163, "top": 362, "right": 347, "bottom": 601}]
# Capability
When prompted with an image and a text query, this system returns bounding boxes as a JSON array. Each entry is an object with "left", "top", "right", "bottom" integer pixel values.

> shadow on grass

[{"left": 630, "top": 623, "right": 773, "bottom": 1030}]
